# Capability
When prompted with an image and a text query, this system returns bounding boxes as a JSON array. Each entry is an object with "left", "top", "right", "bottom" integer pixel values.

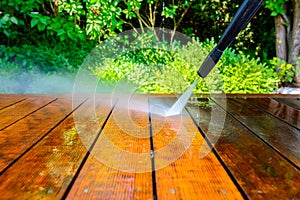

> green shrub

[
  {"left": 0, "top": 39, "right": 95, "bottom": 74},
  {"left": 0, "top": 39, "right": 95, "bottom": 93},
  {"left": 268, "top": 57, "right": 295, "bottom": 84},
  {"left": 1, "top": 33, "right": 294, "bottom": 94},
  {"left": 89, "top": 35, "right": 294, "bottom": 94}
]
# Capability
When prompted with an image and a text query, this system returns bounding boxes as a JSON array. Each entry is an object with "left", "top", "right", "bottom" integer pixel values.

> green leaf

[
  {"left": 271, "top": 11, "right": 278, "bottom": 16},
  {"left": 31, "top": 18, "right": 39, "bottom": 28},
  {"left": 18, "top": 19, "right": 25, "bottom": 25},
  {"left": 40, "top": 17, "right": 49, "bottom": 25},
  {"left": 86, "top": 24, "right": 93, "bottom": 34},
  {"left": 37, "top": 23, "right": 46, "bottom": 31},
  {"left": 1, "top": 14, "right": 10, "bottom": 23},
  {"left": 3, "top": 29, "right": 10, "bottom": 37},
  {"left": 10, "top": 16, "right": 18, "bottom": 25},
  {"left": 57, "top": 29, "right": 65, "bottom": 36}
]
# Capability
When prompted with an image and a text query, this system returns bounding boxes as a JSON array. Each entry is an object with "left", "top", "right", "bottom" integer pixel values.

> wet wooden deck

[{"left": 0, "top": 94, "right": 299, "bottom": 199}]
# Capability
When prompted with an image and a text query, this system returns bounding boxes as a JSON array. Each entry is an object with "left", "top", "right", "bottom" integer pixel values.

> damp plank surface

[{"left": 0, "top": 94, "right": 299, "bottom": 200}]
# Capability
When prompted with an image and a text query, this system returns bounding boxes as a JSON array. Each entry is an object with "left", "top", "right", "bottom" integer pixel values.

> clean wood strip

[
  {"left": 188, "top": 98, "right": 300, "bottom": 199},
  {"left": 0, "top": 98, "right": 113, "bottom": 199},
  {"left": 0, "top": 97, "right": 85, "bottom": 173},
  {"left": 213, "top": 97, "right": 300, "bottom": 168},
  {"left": 0, "top": 97, "right": 25, "bottom": 110},
  {"left": 66, "top": 95, "right": 153, "bottom": 200},
  {"left": 273, "top": 97, "right": 300, "bottom": 110},
  {"left": 0, "top": 96, "right": 57, "bottom": 130},
  {"left": 245, "top": 97, "right": 300, "bottom": 129},
  {"left": 151, "top": 98, "right": 244, "bottom": 200}
]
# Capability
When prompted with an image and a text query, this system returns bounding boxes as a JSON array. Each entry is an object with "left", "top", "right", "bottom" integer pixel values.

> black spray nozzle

[{"left": 198, "top": 0, "right": 264, "bottom": 78}]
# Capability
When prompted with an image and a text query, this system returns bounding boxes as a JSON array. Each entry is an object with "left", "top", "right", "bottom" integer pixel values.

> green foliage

[
  {"left": 0, "top": 39, "right": 94, "bottom": 74},
  {"left": 219, "top": 51, "right": 279, "bottom": 93},
  {"left": 0, "top": 0, "right": 277, "bottom": 62},
  {"left": 162, "top": 4, "right": 178, "bottom": 18},
  {"left": 268, "top": 57, "right": 295, "bottom": 83},
  {"left": 265, "top": 0, "right": 287, "bottom": 16},
  {"left": 89, "top": 34, "right": 292, "bottom": 94},
  {"left": 0, "top": 0, "right": 124, "bottom": 44}
]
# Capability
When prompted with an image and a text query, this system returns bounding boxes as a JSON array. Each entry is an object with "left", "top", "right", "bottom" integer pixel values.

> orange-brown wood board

[{"left": 0, "top": 94, "right": 299, "bottom": 200}]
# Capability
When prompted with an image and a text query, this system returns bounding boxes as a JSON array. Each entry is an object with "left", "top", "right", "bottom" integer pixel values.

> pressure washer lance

[
  {"left": 166, "top": 1, "right": 266, "bottom": 155},
  {"left": 166, "top": 0, "right": 265, "bottom": 116},
  {"left": 198, "top": 0, "right": 265, "bottom": 78}
]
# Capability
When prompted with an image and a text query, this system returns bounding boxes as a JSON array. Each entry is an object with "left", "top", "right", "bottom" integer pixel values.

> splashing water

[{"left": 165, "top": 78, "right": 199, "bottom": 116}]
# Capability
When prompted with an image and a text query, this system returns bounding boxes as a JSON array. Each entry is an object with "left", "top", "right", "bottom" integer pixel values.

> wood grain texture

[
  {"left": 66, "top": 96, "right": 153, "bottom": 200},
  {"left": 0, "top": 94, "right": 299, "bottom": 200},
  {"left": 151, "top": 98, "right": 244, "bottom": 200},
  {"left": 0, "top": 97, "right": 25, "bottom": 111},
  {"left": 0, "top": 98, "right": 112, "bottom": 199},
  {"left": 213, "top": 98, "right": 300, "bottom": 168},
  {"left": 0, "top": 97, "right": 57, "bottom": 130},
  {"left": 0, "top": 96, "right": 84, "bottom": 173},
  {"left": 187, "top": 98, "right": 300, "bottom": 199}
]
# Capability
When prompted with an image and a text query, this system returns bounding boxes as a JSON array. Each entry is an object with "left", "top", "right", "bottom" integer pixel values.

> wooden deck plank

[
  {"left": 0, "top": 97, "right": 85, "bottom": 173},
  {"left": 273, "top": 97, "right": 300, "bottom": 110},
  {"left": 212, "top": 98, "right": 300, "bottom": 168},
  {"left": 0, "top": 97, "right": 57, "bottom": 130},
  {"left": 151, "top": 98, "right": 244, "bottom": 200},
  {"left": 0, "top": 98, "right": 113, "bottom": 199},
  {"left": 0, "top": 94, "right": 299, "bottom": 199},
  {"left": 245, "top": 97, "right": 300, "bottom": 129},
  {"left": 66, "top": 95, "right": 153, "bottom": 200},
  {"left": 187, "top": 98, "right": 300, "bottom": 199},
  {"left": 0, "top": 97, "right": 25, "bottom": 110}
]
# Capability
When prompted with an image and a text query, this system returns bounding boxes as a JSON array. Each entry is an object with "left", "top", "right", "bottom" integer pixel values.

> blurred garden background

[{"left": 0, "top": 0, "right": 299, "bottom": 94}]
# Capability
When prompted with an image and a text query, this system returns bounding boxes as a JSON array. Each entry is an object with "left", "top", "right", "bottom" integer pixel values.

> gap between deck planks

[
  {"left": 0, "top": 96, "right": 86, "bottom": 174},
  {"left": 0, "top": 95, "right": 299, "bottom": 199},
  {"left": 187, "top": 97, "right": 300, "bottom": 199},
  {"left": 150, "top": 98, "right": 244, "bottom": 199},
  {"left": 245, "top": 97, "right": 300, "bottom": 129},
  {"left": 0, "top": 96, "right": 115, "bottom": 199},
  {"left": 0, "top": 97, "right": 57, "bottom": 131},
  {"left": 66, "top": 96, "right": 243, "bottom": 199},
  {"left": 66, "top": 95, "right": 154, "bottom": 200},
  {"left": 212, "top": 97, "right": 300, "bottom": 168},
  {"left": 0, "top": 97, "right": 26, "bottom": 111}
]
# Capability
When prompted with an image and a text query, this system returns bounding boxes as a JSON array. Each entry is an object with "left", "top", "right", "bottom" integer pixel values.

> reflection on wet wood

[
  {"left": 0, "top": 94, "right": 299, "bottom": 200},
  {"left": 245, "top": 98, "right": 300, "bottom": 129},
  {"left": 151, "top": 98, "right": 243, "bottom": 200},
  {"left": 187, "top": 98, "right": 300, "bottom": 199},
  {"left": 273, "top": 97, "right": 300, "bottom": 110},
  {"left": 66, "top": 96, "right": 153, "bottom": 200},
  {"left": 0, "top": 97, "right": 83, "bottom": 173},
  {"left": 0, "top": 99, "right": 111, "bottom": 199},
  {"left": 212, "top": 98, "right": 300, "bottom": 168}
]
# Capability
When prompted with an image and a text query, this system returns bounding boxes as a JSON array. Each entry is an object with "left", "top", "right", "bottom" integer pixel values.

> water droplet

[
  {"left": 47, "top": 189, "right": 53, "bottom": 194},
  {"left": 170, "top": 189, "right": 175, "bottom": 194},
  {"left": 257, "top": 190, "right": 263, "bottom": 194},
  {"left": 221, "top": 189, "right": 227, "bottom": 195},
  {"left": 84, "top": 188, "right": 88, "bottom": 193},
  {"left": 135, "top": 189, "right": 140, "bottom": 193}
]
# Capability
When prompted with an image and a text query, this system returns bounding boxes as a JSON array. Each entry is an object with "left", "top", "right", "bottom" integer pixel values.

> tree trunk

[
  {"left": 288, "top": 0, "right": 300, "bottom": 86},
  {"left": 275, "top": 15, "right": 288, "bottom": 61}
]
